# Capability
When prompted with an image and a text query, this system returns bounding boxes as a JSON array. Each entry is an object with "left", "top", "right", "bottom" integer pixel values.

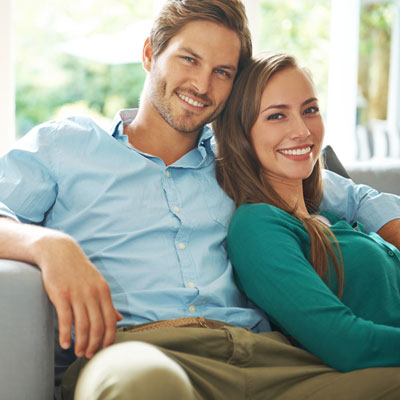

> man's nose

[{"left": 190, "top": 69, "right": 212, "bottom": 94}]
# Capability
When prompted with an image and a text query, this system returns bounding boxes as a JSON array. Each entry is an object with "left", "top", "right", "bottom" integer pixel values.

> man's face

[{"left": 146, "top": 20, "right": 241, "bottom": 134}]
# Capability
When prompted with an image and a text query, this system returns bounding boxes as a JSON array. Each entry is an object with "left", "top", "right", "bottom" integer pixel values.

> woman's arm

[{"left": 228, "top": 203, "right": 400, "bottom": 372}]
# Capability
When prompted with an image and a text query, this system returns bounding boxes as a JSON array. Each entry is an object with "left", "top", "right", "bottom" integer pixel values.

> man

[{"left": 1, "top": 0, "right": 399, "bottom": 399}]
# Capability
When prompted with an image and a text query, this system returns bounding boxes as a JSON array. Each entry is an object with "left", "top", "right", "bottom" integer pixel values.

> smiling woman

[{"left": 214, "top": 51, "right": 400, "bottom": 373}]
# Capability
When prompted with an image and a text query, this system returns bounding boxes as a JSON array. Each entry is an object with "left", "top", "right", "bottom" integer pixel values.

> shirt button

[
  {"left": 388, "top": 250, "right": 395, "bottom": 257},
  {"left": 173, "top": 206, "right": 180, "bottom": 213},
  {"left": 187, "top": 282, "right": 195, "bottom": 288},
  {"left": 189, "top": 305, "right": 196, "bottom": 313},
  {"left": 178, "top": 242, "right": 186, "bottom": 250},
  {"left": 166, "top": 170, "right": 170, "bottom": 178}
]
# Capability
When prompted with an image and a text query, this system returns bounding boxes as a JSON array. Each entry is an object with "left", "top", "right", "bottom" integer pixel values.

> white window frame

[
  {"left": 0, "top": 0, "right": 15, "bottom": 155},
  {"left": 327, "top": 0, "right": 400, "bottom": 162}
]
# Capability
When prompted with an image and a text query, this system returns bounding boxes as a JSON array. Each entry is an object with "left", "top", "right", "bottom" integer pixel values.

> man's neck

[{"left": 125, "top": 102, "right": 201, "bottom": 166}]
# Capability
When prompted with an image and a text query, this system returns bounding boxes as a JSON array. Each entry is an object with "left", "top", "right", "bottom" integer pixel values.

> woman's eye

[
  {"left": 184, "top": 56, "right": 195, "bottom": 63},
  {"left": 304, "top": 106, "right": 319, "bottom": 115},
  {"left": 267, "top": 113, "right": 284, "bottom": 120}
]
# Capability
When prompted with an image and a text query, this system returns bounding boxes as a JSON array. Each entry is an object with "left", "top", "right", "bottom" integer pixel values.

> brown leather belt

[{"left": 123, "top": 317, "right": 231, "bottom": 333}]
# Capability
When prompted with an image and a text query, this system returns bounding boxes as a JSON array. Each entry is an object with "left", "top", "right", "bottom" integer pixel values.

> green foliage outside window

[
  {"left": 14, "top": 0, "right": 151, "bottom": 137},
  {"left": 14, "top": 0, "right": 394, "bottom": 139},
  {"left": 258, "top": 0, "right": 331, "bottom": 115}
]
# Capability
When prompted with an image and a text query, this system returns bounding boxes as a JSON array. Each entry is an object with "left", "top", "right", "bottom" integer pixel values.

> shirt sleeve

[
  {"left": 0, "top": 123, "right": 58, "bottom": 224},
  {"left": 227, "top": 204, "right": 400, "bottom": 372},
  {"left": 321, "top": 169, "right": 400, "bottom": 233}
]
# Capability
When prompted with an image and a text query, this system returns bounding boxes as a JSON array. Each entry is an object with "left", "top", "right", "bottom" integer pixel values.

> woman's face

[{"left": 250, "top": 67, "right": 324, "bottom": 185}]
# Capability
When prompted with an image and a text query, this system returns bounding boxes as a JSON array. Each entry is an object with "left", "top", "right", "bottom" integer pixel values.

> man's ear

[{"left": 143, "top": 37, "right": 153, "bottom": 72}]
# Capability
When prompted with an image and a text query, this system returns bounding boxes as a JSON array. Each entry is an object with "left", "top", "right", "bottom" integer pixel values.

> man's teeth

[
  {"left": 178, "top": 94, "right": 206, "bottom": 108},
  {"left": 279, "top": 147, "right": 311, "bottom": 156}
]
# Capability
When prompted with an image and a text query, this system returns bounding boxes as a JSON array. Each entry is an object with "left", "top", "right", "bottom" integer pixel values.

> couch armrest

[{"left": 0, "top": 260, "right": 54, "bottom": 400}]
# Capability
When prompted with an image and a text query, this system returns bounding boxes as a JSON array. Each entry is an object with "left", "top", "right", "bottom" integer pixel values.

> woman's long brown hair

[{"left": 213, "top": 52, "right": 343, "bottom": 297}]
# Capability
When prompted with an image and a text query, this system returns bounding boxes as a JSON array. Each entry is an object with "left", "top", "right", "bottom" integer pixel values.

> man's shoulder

[
  {"left": 23, "top": 115, "right": 110, "bottom": 144},
  {"left": 45, "top": 115, "right": 107, "bottom": 135}
]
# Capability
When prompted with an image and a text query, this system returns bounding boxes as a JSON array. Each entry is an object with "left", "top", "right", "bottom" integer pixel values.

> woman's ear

[{"left": 143, "top": 37, "right": 153, "bottom": 72}]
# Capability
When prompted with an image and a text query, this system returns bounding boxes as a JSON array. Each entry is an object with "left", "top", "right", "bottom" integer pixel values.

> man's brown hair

[{"left": 150, "top": 0, "right": 252, "bottom": 73}]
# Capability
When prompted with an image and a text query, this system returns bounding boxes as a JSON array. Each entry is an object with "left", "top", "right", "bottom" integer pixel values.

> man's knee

[{"left": 74, "top": 341, "right": 195, "bottom": 400}]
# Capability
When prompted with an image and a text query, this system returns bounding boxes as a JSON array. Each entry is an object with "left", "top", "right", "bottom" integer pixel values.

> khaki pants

[{"left": 62, "top": 326, "right": 400, "bottom": 399}]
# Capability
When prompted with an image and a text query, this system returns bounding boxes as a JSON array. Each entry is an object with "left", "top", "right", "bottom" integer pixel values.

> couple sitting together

[{"left": 1, "top": 0, "right": 400, "bottom": 399}]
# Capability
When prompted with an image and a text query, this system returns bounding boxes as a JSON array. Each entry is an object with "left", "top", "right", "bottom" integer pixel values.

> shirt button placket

[{"left": 189, "top": 305, "right": 196, "bottom": 313}]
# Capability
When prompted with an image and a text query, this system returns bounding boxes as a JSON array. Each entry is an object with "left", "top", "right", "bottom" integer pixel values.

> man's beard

[{"left": 148, "top": 71, "right": 225, "bottom": 134}]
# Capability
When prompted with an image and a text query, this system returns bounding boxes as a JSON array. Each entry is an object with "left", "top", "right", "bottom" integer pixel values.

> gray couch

[
  {"left": 0, "top": 260, "right": 54, "bottom": 400},
  {"left": 345, "top": 159, "right": 400, "bottom": 196},
  {"left": 1, "top": 153, "right": 399, "bottom": 400}
]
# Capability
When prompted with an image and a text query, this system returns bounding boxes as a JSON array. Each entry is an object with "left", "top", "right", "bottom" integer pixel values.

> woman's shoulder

[
  {"left": 233, "top": 202, "right": 295, "bottom": 221},
  {"left": 230, "top": 203, "right": 302, "bottom": 233}
]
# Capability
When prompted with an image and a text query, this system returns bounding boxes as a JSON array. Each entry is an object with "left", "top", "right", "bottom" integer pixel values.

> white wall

[
  {"left": 387, "top": 2, "right": 400, "bottom": 158},
  {"left": 326, "top": 0, "right": 360, "bottom": 163},
  {"left": 0, "top": 0, "right": 15, "bottom": 155}
]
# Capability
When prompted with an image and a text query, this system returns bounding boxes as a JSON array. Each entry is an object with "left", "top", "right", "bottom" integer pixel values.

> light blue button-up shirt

[{"left": 1, "top": 109, "right": 399, "bottom": 332}]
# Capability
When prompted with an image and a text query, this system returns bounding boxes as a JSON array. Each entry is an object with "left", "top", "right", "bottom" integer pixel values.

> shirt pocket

[{"left": 197, "top": 173, "right": 234, "bottom": 229}]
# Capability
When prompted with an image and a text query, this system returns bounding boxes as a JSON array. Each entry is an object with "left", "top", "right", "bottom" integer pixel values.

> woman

[{"left": 214, "top": 52, "right": 400, "bottom": 372}]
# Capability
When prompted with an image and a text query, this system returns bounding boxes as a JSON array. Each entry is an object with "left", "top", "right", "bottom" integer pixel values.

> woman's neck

[{"left": 264, "top": 173, "right": 309, "bottom": 216}]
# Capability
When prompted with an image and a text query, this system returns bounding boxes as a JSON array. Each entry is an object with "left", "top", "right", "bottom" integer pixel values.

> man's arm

[
  {"left": 377, "top": 218, "right": 400, "bottom": 249},
  {"left": 321, "top": 169, "right": 400, "bottom": 233},
  {"left": 0, "top": 217, "right": 122, "bottom": 359},
  {"left": 0, "top": 123, "right": 122, "bottom": 358}
]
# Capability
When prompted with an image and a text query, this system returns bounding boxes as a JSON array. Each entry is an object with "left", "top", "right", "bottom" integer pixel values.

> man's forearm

[
  {"left": 377, "top": 218, "right": 400, "bottom": 249},
  {"left": 0, "top": 217, "right": 58, "bottom": 265},
  {"left": 0, "top": 216, "right": 122, "bottom": 358}
]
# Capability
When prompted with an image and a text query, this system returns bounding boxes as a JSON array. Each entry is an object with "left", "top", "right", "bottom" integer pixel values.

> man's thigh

[{"left": 62, "top": 326, "right": 400, "bottom": 400}]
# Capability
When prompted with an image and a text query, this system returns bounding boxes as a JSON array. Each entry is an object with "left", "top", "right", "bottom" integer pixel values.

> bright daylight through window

[{"left": 4, "top": 0, "right": 399, "bottom": 163}]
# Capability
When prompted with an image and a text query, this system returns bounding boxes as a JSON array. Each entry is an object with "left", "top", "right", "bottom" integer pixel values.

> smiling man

[
  {"left": 126, "top": 19, "right": 241, "bottom": 166},
  {"left": 0, "top": 1, "right": 400, "bottom": 399}
]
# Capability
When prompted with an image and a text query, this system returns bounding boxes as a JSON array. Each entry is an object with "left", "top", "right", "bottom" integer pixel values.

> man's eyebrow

[
  {"left": 180, "top": 46, "right": 237, "bottom": 72},
  {"left": 181, "top": 47, "right": 202, "bottom": 60},
  {"left": 261, "top": 97, "right": 318, "bottom": 114}
]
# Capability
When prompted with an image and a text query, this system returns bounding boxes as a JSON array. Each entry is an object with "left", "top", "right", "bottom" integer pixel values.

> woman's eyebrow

[{"left": 261, "top": 97, "right": 318, "bottom": 114}]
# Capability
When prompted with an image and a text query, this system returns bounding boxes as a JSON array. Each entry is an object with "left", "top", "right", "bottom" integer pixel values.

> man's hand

[
  {"left": 377, "top": 218, "right": 400, "bottom": 250},
  {"left": 0, "top": 217, "right": 122, "bottom": 358},
  {"left": 33, "top": 231, "right": 123, "bottom": 359}
]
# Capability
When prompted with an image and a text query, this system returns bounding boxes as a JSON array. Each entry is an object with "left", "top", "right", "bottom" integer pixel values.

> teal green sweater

[{"left": 227, "top": 203, "right": 400, "bottom": 372}]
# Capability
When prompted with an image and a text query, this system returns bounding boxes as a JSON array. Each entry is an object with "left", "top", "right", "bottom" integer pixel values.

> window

[
  {"left": 0, "top": 0, "right": 14, "bottom": 154},
  {"left": 256, "top": 0, "right": 331, "bottom": 115},
  {"left": 14, "top": 0, "right": 155, "bottom": 138},
  {"left": 5, "top": 0, "right": 400, "bottom": 163},
  {"left": 356, "top": 1, "right": 397, "bottom": 160}
]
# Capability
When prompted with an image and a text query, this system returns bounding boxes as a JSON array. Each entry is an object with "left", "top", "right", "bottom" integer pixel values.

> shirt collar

[{"left": 110, "top": 108, "right": 215, "bottom": 156}]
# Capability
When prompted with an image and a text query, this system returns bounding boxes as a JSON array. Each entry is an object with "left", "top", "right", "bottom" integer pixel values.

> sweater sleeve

[{"left": 227, "top": 203, "right": 400, "bottom": 371}]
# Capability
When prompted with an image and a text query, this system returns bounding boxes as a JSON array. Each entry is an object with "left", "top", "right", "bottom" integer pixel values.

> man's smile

[{"left": 177, "top": 93, "right": 207, "bottom": 108}]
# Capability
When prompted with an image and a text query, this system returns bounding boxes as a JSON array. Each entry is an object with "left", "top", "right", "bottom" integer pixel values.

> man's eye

[
  {"left": 215, "top": 69, "right": 230, "bottom": 78},
  {"left": 267, "top": 113, "right": 284, "bottom": 120},
  {"left": 183, "top": 56, "right": 195, "bottom": 63}
]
